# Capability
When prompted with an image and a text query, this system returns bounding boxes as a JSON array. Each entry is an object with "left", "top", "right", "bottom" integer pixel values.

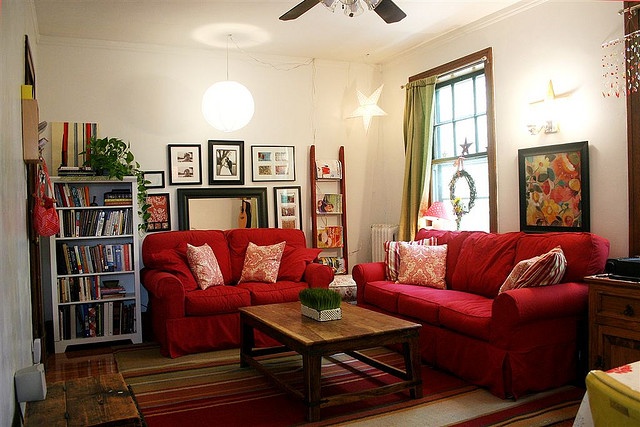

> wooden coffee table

[{"left": 239, "top": 302, "right": 423, "bottom": 422}]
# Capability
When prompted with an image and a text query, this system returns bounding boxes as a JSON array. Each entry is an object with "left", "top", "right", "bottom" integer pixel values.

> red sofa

[
  {"left": 141, "top": 228, "right": 334, "bottom": 358},
  {"left": 353, "top": 229, "right": 609, "bottom": 398}
]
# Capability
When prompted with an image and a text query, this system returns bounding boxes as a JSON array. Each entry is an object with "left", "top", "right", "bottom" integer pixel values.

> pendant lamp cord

[{"left": 226, "top": 34, "right": 231, "bottom": 81}]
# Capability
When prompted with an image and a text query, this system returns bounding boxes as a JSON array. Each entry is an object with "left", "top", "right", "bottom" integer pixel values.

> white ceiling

[{"left": 33, "top": 0, "right": 529, "bottom": 63}]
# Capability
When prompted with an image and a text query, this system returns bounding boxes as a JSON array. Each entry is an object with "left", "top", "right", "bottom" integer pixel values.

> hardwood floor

[{"left": 45, "top": 344, "right": 119, "bottom": 383}]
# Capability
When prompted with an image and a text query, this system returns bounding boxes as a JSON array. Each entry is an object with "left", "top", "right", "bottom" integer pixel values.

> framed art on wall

[
  {"left": 146, "top": 193, "right": 171, "bottom": 232},
  {"left": 274, "top": 186, "right": 302, "bottom": 229},
  {"left": 251, "top": 146, "right": 295, "bottom": 182},
  {"left": 518, "top": 141, "right": 590, "bottom": 232},
  {"left": 208, "top": 140, "right": 244, "bottom": 185},
  {"left": 143, "top": 171, "right": 165, "bottom": 189},
  {"left": 168, "top": 144, "right": 202, "bottom": 185}
]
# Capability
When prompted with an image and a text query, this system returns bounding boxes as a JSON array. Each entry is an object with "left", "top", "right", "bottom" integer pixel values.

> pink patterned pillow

[
  {"left": 498, "top": 256, "right": 540, "bottom": 293},
  {"left": 499, "top": 246, "right": 567, "bottom": 293},
  {"left": 186, "top": 243, "right": 224, "bottom": 290},
  {"left": 384, "top": 237, "right": 437, "bottom": 282},
  {"left": 239, "top": 241, "right": 286, "bottom": 283},
  {"left": 397, "top": 243, "right": 447, "bottom": 289}
]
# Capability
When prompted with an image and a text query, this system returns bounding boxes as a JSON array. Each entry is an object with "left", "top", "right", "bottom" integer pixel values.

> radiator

[{"left": 371, "top": 224, "right": 399, "bottom": 262}]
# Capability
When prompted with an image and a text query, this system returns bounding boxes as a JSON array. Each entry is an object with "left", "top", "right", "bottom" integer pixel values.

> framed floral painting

[
  {"left": 146, "top": 193, "right": 171, "bottom": 232},
  {"left": 518, "top": 141, "right": 589, "bottom": 232}
]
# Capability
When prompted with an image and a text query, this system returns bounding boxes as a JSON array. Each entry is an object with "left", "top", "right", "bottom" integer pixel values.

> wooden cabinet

[
  {"left": 49, "top": 176, "right": 142, "bottom": 353},
  {"left": 587, "top": 275, "right": 640, "bottom": 370},
  {"left": 309, "top": 145, "right": 348, "bottom": 274}
]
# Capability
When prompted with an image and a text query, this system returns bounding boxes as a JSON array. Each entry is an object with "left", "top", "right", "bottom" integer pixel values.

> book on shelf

[
  {"left": 316, "top": 193, "right": 342, "bottom": 214},
  {"left": 315, "top": 159, "right": 342, "bottom": 179},
  {"left": 57, "top": 300, "right": 136, "bottom": 340},
  {"left": 316, "top": 226, "right": 343, "bottom": 248},
  {"left": 57, "top": 243, "right": 133, "bottom": 275},
  {"left": 316, "top": 256, "right": 346, "bottom": 274},
  {"left": 57, "top": 166, "right": 97, "bottom": 176},
  {"left": 103, "top": 189, "right": 132, "bottom": 206}
]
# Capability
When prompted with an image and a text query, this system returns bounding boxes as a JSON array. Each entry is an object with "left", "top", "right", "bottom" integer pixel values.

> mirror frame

[{"left": 177, "top": 187, "right": 268, "bottom": 230}]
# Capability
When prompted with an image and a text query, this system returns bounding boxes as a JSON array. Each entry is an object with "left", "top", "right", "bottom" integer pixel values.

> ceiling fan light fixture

[{"left": 343, "top": 1, "right": 364, "bottom": 17}]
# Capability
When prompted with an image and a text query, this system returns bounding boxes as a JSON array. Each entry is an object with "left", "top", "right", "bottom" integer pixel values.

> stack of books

[
  {"left": 57, "top": 166, "right": 96, "bottom": 176},
  {"left": 103, "top": 189, "right": 132, "bottom": 206}
]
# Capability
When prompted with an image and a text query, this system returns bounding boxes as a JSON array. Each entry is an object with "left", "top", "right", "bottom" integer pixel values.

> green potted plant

[
  {"left": 83, "top": 136, "right": 150, "bottom": 231},
  {"left": 299, "top": 288, "right": 342, "bottom": 321}
]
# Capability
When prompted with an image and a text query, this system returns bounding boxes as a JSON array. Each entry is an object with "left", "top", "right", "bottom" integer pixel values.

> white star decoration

[{"left": 349, "top": 84, "right": 387, "bottom": 132}]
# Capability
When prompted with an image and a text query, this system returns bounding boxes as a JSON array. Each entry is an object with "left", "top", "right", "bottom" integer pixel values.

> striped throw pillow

[
  {"left": 384, "top": 237, "right": 437, "bottom": 282},
  {"left": 499, "top": 246, "right": 567, "bottom": 293}
]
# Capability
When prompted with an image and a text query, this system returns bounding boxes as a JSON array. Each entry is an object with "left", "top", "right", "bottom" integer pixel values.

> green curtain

[{"left": 398, "top": 76, "right": 436, "bottom": 241}]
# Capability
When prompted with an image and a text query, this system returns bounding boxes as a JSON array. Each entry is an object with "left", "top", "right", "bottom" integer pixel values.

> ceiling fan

[{"left": 280, "top": 0, "right": 407, "bottom": 24}]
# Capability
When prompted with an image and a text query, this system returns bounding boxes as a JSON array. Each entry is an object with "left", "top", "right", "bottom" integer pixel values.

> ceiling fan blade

[
  {"left": 279, "top": 0, "right": 320, "bottom": 21},
  {"left": 374, "top": 0, "right": 407, "bottom": 23}
]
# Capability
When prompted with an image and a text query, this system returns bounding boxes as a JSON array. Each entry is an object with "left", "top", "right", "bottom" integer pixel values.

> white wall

[
  {"left": 380, "top": 1, "right": 628, "bottom": 258},
  {"left": 37, "top": 37, "right": 385, "bottom": 310},
  {"left": 0, "top": 0, "right": 39, "bottom": 424}
]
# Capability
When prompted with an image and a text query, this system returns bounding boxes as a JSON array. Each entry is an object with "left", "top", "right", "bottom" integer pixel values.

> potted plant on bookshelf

[
  {"left": 82, "top": 136, "right": 150, "bottom": 231},
  {"left": 299, "top": 288, "right": 342, "bottom": 321}
]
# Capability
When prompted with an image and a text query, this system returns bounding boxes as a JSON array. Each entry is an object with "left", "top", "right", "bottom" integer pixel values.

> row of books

[
  {"left": 57, "top": 276, "right": 127, "bottom": 303},
  {"left": 58, "top": 208, "right": 133, "bottom": 237},
  {"left": 57, "top": 242, "right": 133, "bottom": 275},
  {"left": 53, "top": 183, "right": 132, "bottom": 207},
  {"left": 57, "top": 301, "right": 136, "bottom": 340}
]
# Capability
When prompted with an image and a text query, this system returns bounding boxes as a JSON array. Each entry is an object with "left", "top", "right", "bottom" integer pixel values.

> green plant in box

[{"left": 299, "top": 288, "right": 342, "bottom": 311}]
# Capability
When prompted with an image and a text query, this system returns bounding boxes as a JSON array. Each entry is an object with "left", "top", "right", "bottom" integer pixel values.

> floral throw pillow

[
  {"left": 499, "top": 246, "right": 567, "bottom": 293},
  {"left": 239, "top": 241, "right": 286, "bottom": 283},
  {"left": 397, "top": 243, "right": 448, "bottom": 289},
  {"left": 186, "top": 243, "right": 224, "bottom": 290},
  {"left": 384, "top": 237, "right": 437, "bottom": 282}
]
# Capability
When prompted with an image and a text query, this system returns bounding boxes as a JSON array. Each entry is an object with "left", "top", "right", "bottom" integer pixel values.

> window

[
  {"left": 431, "top": 66, "right": 490, "bottom": 231},
  {"left": 410, "top": 48, "right": 496, "bottom": 232}
]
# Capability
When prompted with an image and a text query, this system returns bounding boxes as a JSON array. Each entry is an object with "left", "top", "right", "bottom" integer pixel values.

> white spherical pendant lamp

[{"left": 202, "top": 80, "right": 254, "bottom": 133}]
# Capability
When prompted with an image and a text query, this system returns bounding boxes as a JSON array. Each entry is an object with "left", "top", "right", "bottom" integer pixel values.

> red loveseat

[
  {"left": 141, "top": 228, "right": 334, "bottom": 358},
  {"left": 353, "top": 229, "right": 610, "bottom": 399}
]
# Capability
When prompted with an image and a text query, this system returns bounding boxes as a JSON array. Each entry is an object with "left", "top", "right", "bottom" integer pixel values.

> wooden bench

[{"left": 24, "top": 373, "right": 141, "bottom": 426}]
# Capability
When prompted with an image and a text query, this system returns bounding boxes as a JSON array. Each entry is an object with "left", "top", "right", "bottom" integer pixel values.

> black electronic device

[{"left": 605, "top": 257, "right": 640, "bottom": 280}]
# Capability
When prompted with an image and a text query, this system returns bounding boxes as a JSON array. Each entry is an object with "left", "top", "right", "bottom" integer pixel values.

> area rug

[{"left": 114, "top": 344, "right": 584, "bottom": 426}]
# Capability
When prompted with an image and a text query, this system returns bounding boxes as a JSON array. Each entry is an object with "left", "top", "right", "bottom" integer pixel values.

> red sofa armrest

[
  {"left": 352, "top": 262, "right": 386, "bottom": 304},
  {"left": 141, "top": 268, "right": 187, "bottom": 319},
  {"left": 303, "top": 263, "right": 334, "bottom": 288},
  {"left": 492, "top": 282, "right": 588, "bottom": 339}
]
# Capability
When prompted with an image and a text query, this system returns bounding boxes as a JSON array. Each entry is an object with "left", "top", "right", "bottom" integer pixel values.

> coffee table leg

[
  {"left": 304, "top": 354, "right": 322, "bottom": 422},
  {"left": 403, "top": 338, "right": 423, "bottom": 399},
  {"left": 240, "top": 319, "right": 254, "bottom": 368}
]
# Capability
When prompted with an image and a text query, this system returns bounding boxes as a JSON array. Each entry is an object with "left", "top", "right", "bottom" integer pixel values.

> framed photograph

[
  {"left": 518, "top": 141, "right": 590, "bottom": 233},
  {"left": 146, "top": 193, "right": 171, "bottom": 232},
  {"left": 274, "top": 186, "right": 302, "bottom": 229},
  {"left": 143, "top": 171, "right": 165, "bottom": 189},
  {"left": 251, "top": 146, "right": 296, "bottom": 182},
  {"left": 208, "top": 140, "right": 244, "bottom": 185},
  {"left": 168, "top": 144, "right": 202, "bottom": 185}
]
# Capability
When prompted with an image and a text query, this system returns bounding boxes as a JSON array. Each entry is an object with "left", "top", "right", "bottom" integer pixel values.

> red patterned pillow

[
  {"left": 384, "top": 237, "right": 437, "bottom": 282},
  {"left": 397, "top": 243, "right": 448, "bottom": 289},
  {"left": 239, "top": 241, "right": 286, "bottom": 283},
  {"left": 186, "top": 243, "right": 224, "bottom": 290},
  {"left": 499, "top": 246, "right": 567, "bottom": 293}
]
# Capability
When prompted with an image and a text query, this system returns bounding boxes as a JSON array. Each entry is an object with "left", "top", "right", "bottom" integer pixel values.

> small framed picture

[
  {"left": 274, "top": 186, "right": 302, "bottom": 229},
  {"left": 146, "top": 193, "right": 171, "bottom": 232},
  {"left": 143, "top": 171, "right": 165, "bottom": 189},
  {"left": 208, "top": 140, "right": 244, "bottom": 185},
  {"left": 168, "top": 144, "right": 202, "bottom": 185},
  {"left": 251, "top": 146, "right": 296, "bottom": 182}
]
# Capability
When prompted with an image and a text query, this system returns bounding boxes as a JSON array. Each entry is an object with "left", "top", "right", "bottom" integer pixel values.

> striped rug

[{"left": 114, "top": 344, "right": 583, "bottom": 426}]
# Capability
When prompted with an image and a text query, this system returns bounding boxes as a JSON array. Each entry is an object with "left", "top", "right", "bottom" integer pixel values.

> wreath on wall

[{"left": 449, "top": 168, "right": 477, "bottom": 230}]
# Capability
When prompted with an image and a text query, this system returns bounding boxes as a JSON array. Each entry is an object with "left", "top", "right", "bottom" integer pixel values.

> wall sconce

[{"left": 527, "top": 80, "right": 560, "bottom": 135}]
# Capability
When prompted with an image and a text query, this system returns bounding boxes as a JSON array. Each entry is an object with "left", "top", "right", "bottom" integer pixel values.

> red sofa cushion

[
  {"left": 450, "top": 231, "right": 523, "bottom": 298},
  {"left": 362, "top": 281, "right": 402, "bottom": 313},
  {"left": 143, "top": 230, "right": 233, "bottom": 286},
  {"left": 415, "top": 229, "right": 472, "bottom": 286},
  {"left": 279, "top": 247, "right": 322, "bottom": 282},
  {"left": 236, "top": 281, "right": 308, "bottom": 305},
  {"left": 439, "top": 296, "right": 494, "bottom": 341},
  {"left": 143, "top": 248, "right": 198, "bottom": 291},
  {"left": 514, "top": 232, "right": 609, "bottom": 282},
  {"left": 226, "top": 228, "right": 307, "bottom": 283},
  {"left": 185, "top": 286, "right": 251, "bottom": 316},
  {"left": 397, "top": 287, "right": 482, "bottom": 325}
]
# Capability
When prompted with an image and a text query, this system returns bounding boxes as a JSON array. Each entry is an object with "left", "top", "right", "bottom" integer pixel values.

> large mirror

[{"left": 177, "top": 187, "right": 268, "bottom": 230}]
